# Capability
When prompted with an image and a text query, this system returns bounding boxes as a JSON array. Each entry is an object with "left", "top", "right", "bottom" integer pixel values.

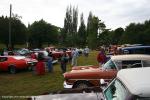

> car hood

[{"left": 64, "top": 65, "right": 117, "bottom": 79}]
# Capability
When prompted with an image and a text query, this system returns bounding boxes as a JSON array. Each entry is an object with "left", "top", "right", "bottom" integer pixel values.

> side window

[
  {"left": 0, "top": 57, "right": 7, "bottom": 62},
  {"left": 142, "top": 60, "right": 150, "bottom": 67},
  {"left": 122, "top": 60, "right": 142, "bottom": 69},
  {"left": 104, "top": 79, "right": 128, "bottom": 100}
]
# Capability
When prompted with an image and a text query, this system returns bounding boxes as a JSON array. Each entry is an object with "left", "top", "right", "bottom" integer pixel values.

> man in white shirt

[
  {"left": 71, "top": 48, "right": 79, "bottom": 66},
  {"left": 84, "top": 46, "right": 89, "bottom": 57}
]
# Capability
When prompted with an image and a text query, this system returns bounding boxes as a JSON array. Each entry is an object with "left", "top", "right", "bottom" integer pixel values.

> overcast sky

[{"left": 0, "top": 0, "right": 150, "bottom": 30}]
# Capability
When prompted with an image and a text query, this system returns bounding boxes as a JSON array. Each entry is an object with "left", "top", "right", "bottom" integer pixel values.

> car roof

[
  {"left": 121, "top": 46, "right": 150, "bottom": 50},
  {"left": 111, "top": 54, "right": 150, "bottom": 61},
  {"left": 117, "top": 67, "right": 150, "bottom": 97}
]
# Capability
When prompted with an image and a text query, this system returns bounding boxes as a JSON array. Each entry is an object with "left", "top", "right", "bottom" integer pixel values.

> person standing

[
  {"left": 35, "top": 53, "right": 45, "bottom": 75},
  {"left": 60, "top": 51, "right": 69, "bottom": 73},
  {"left": 71, "top": 48, "right": 79, "bottom": 67},
  {"left": 97, "top": 48, "right": 107, "bottom": 67},
  {"left": 47, "top": 52, "right": 53, "bottom": 72},
  {"left": 84, "top": 46, "right": 90, "bottom": 57}
]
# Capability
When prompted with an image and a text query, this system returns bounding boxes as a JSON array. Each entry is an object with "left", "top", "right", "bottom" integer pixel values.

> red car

[
  {"left": 0, "top": 56, "right": 37, "bottom": 74},
  {"left": 52, "top": 50, "right": 72, "bottom": 60}
]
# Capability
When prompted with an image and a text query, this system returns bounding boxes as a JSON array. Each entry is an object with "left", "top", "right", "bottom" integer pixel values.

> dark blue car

[{"left": 121, "top": 46, "right": 150, "bottom": 54}]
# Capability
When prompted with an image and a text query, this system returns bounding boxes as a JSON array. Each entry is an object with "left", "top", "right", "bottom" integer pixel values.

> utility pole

[{"left": 9, "top": 4, "right": 12, "bottom": 49}]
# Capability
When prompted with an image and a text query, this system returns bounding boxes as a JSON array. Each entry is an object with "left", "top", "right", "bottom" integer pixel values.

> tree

[
  {"left": 28, "top": 19, "right": 59, "bottom": 48},
  {"left": 87, "top": 12, "right": 106, "bottom": 49},
  {"left": 0, "top": 16, "right": 27, "bottom": 48},
  {"left": 78, "top": 13, "right": 86, "bottom": 47},
  {"left": 110, "top": 27, "right": 124, "bottom": 44},
  {"left": 63, "top": 5, "right": 78, "bottom": 46}
]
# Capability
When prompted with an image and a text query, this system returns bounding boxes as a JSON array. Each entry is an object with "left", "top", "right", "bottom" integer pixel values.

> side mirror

[{"left": 100, "top": 79, "right": 107, "bottom": 87}]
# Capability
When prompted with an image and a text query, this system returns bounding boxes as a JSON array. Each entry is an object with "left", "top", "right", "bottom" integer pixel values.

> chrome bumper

[{"left": 63, "top": 81, "right": 73, "bottom": 89}]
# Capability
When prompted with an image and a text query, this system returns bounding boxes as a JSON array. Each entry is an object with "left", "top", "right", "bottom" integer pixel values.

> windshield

[
  {"left": 104, "top": 79, "right": 128, "bottom": 100},
  {"left": 102, "top": 59, "right": 116, "bottom": 70}
]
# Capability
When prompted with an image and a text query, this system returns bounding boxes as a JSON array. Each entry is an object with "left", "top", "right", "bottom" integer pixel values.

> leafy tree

[
  {"left": 78, "top": 13, "right": 86, "bottom": 47},
  {"left": 110, "top": 27, "right": 124, "bottom": 44},
  {"left": 28, "top": 19, "right": 59, "bottom": 48},
  {"left": 87, "top": 12, "right": 106, "bottom": 49},
  {"left": 63, "top": 5, "right": 78, "bottom": 46},
  {"left": 0, "top": 16, "right": 27, "bottom": 48},
  {"left": 98, "top": 29, "right": 111, "bottom": 46}
]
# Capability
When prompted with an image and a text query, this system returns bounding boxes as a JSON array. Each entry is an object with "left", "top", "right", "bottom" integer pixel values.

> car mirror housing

[{"left": 100, "top": 79, "right": 107, "bottom": 86}]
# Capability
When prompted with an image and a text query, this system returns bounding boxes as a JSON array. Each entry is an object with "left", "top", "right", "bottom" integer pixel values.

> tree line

[
  {"left": 0, "top": 5, "right": 150, "bottom": 49},
  {"left": 0, "top": 16, "right": 59, "bottom": 49}
]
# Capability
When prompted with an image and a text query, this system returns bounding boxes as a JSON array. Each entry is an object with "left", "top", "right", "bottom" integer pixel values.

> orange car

[
  {"left": 63, "top": 54, "right": 150, "bottom": 88},
  {"left": 0, "top": 56, "right": 37, "bottom": 74}
]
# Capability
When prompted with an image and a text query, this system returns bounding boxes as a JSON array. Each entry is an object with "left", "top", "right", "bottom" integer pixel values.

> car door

[{"left": 0, "top": 57, "right": 8, "bottom": 71}]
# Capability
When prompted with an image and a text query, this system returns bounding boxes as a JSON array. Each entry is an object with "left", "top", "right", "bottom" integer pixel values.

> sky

[{"left": 0, "top": 0, "right": 150, "bottom": 30}]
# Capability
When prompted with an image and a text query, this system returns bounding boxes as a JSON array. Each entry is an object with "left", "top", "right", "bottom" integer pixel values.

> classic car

[
  {"left": 0, "top": 56, "right": 37, "bottom": 74},
  {"left": 103, "top": 67, "right": 150, "bottom": 100},
  {"left": 63, "top": 54, "right": 150, "bottom": 88},
  {"left": 51, "top": 50, "right": 72, "bottom": 60}
]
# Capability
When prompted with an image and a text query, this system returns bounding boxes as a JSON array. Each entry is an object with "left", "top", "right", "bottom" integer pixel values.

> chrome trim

[
  {"left": 68, "top": 79, "right": 112, "bottom": 81},
  {"left": 63, "top": 81, "right": 73, "bottom": 89}
]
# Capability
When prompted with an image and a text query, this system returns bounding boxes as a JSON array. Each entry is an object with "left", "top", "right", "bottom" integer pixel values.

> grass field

[{"left": 0, "top": 51, "right": 99, "bottom": 96}]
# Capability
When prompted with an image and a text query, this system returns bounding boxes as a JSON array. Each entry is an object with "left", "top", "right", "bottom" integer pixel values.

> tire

[
  {"left": 28, "top": 66, "right": 34, "bottom": 71},
  {"left": 73, "top": 81, "right": 92, "bottom": 88},
  {"left": 9, "top": 66, "right": 17, "bottom": 74}
]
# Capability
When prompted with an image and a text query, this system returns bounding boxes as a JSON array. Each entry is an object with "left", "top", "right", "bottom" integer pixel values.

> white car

[{"left": 103, "top": 67, "right": 150, "bottom": 100}]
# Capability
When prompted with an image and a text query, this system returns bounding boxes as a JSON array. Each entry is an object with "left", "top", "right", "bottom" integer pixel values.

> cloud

[{"left": 0, "top": 0, "right": 150, "bottom": 30}]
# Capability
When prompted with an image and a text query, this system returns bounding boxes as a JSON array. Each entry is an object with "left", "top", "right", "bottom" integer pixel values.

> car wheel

[
  {"left": 28, "top": 66, "right": 34, "bottom": 71},
  {"left": 9, "top": 66, "right": 17, "bottom": 74},
  {"left": 73, "top": 81, "right": 92, "bottom": 88}
]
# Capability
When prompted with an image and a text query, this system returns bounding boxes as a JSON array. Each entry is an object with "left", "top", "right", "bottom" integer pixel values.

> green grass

[{"left": 0, "top": 51, "right": 99, "bottom": 96}]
